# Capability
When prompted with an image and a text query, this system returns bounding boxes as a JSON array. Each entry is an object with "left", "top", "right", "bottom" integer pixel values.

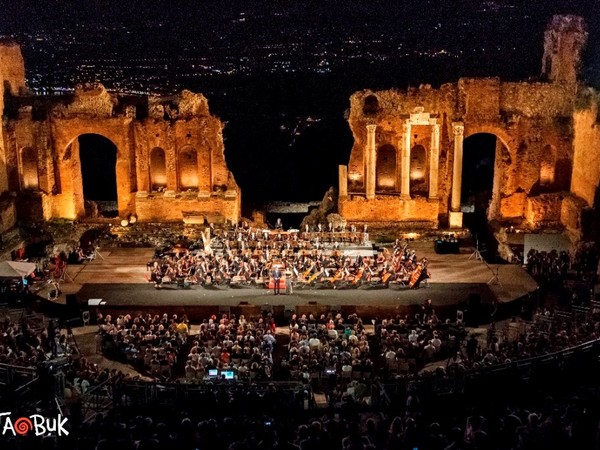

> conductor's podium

[{"left": 268, "top": 277, "right": 286, "bottom": 290}]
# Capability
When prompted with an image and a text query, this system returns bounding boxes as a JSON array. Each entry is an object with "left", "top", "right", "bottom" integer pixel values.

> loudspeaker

[
  {"left": 466, "top": 294, "right": 481, "bottom": 327},
  {"left": 283, "top": 307, "right": 295, "bottom": 320},
  {"left": 64, "top": 317, "right": 83, "bottom": 328},
  {"left": 468, "top": 294, "right": 481, "bottom": 309},
  {"left": 66, "top": 294, "right": 78, "bottom": 308}
]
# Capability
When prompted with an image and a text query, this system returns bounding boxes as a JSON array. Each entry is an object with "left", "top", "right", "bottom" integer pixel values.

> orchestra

[{"left": 146, "top": 228, "right": 431, "bottom": 291}]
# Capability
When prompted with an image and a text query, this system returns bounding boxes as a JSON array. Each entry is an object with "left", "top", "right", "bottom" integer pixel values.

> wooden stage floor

[{"left": 40, "top": 242, "right": 537, "bottom": 318}]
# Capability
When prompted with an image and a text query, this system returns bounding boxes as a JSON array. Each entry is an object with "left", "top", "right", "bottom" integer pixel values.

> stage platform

[{"left": 40, "top": 242, "right": 538, "bottom": 321}]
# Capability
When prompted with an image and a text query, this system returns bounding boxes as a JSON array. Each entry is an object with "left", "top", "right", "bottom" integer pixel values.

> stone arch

[
  {"left": 410, "top": 144, "right": 428, "bottom": 195},
  {"left": 56, "top": 122, "right": 133, "bottom": 219},
  {"left": 376, "top": 144, "right": 396, "bottom": 191},
  {"left": 462, "top": 132, "right": 502, "bottom": 222},
  {"left": 20, "top": 146, "right": 39, "bottom": 190},
  {"left": 76, "top": 134, "right": 118, "bottom": 217},
  {"left": 178, "top": 146, "right": 198, "bottom": 191},
  {"left": 149, "top": 147, "right": 167, "bottom": 191},
  {"left": 52, "top": 132, "right": 126, "bottom": 219},
  {"left": 464, "top": 125, "right": 512, "bottom": 153},
  {"left": 464, "top": 126, "right": 514, "bottom": 220}
]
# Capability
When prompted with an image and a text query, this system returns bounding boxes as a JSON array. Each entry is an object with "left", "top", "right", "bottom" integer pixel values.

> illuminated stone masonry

[
  {"left": 0, "top": 52, "right": 240, "bottom": 227},
  {"left": 339, "top": 15, "right": 599, "bottom": 244},
  {"left": 0, "top": 14, "right": 597, "bottom": 251}
]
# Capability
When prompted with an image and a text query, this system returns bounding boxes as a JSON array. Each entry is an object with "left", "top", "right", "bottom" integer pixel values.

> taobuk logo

[{"left": 0, "top": 412, "right": 69, "bottom": 436}]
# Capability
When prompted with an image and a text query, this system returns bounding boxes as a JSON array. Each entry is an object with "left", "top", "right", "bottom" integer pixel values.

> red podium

[{"left": 268, "top": 276, "right": 286, "bottom": 290}]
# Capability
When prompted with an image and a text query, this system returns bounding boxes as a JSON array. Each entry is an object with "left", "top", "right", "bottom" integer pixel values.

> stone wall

[
  {"left": 571, "top": 100, "right": 600, "bottom": 207},
  {"left": 500, "top": 82, "right": 576, "bottom": 118},
  {"left": 339, "top": 195, "right": 438, "bottom": 227},
  {"left": 525, "top": 193, "right": 563, "bottom": 227},
  {"left": 342, "top": 77, "right": 577, "bottom": 228},
  {"left": 135, "top": 193, "right": 240, "bottom": 223},
  {"left": 3, "top": 81, "right": 241, "bottom": 224},
  {"left": 0, "top": 42, "right": 26, "bottom": 96},
  {"left": 340, "top": 15, "right": 591, "bottom": 232},
  {"left": 0, "top": 43, "right": 26, "bottom": 229}
]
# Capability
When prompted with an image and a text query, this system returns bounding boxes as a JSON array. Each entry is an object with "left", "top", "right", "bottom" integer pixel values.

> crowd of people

[
  {"left": 6, "top": 382, "right": 600, "bottom": 449},
  {"left": 183, "top": 313, "right": 277, "bottom": 382},
  {"left": 3, "top": 230, "right": 600, "bottom": 448},
  {"left": 147, "top": 224, "right": 431, "bottom": 290},
  {"left": 0, "top": 314, "right": 54, "bottom": 368},
  {"left": 89, "top": 302, "right": 600, "bottom": 410},
  {"left": 447, "top": 311, "right": 599, "bottom": 373},
  {"left": 377, "top": 302, "right": 466, "bottom": 375},
  {"left": 97, "top": 311, "right": 280, "bottom": 383},
  {"left": 285, "top": 313, "right": 373, "bottom": 392},
  {"left": 98, "top": 312, "right": 190, "bottom": 380},
  {"left": 0, "top": 311, "right": 139, "bottom": 412},
  {"left": 526, "top": 243, "right": 598, "bottom": 310},
  {"left": 525, "top": 248, "right": 571, "bottom": 282}
]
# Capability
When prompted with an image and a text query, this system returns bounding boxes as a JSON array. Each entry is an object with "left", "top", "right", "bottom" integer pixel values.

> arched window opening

[
  {"left": 376, "top": 144, "right": 397, "bottom": 191},
  {"left": 179, "top": 147, "right": 198, "bottom": 191},
  {"left": 410, "top": 144, "right": 428, "bottom": 195},
  {"left": 363, "top": 95, "right": 380, "bottom": 115},
  {"left": 150, "top": 147, "right": 167, "bottom": 192},
  {"left": 539, "top": 144, "right": 556, "bottom": 188},
  {"left": 21, "top": 147, "right": 39, "bottom": 190}
]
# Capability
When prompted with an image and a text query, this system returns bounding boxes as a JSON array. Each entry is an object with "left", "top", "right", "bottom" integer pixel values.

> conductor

[{"left": 272, "top": 266, "right": 282, "bottom": 295}]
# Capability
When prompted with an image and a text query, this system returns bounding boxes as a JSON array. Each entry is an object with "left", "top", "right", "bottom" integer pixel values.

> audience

[{"left": 1, "top": 239, "right": 599, "bottom": 449}]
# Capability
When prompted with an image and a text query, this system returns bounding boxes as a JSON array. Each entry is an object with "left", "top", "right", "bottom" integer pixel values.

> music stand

[
  {"left": 488, "top": 266, "right": 501, "bottom": 286},
  {"left": 91, "top": 246, "right": 104, "bottom": 261},
  {"left": 469, "top": 242, "right": 484, "bottom": 261},
  {"left": 57, "top": 265, "right": 75, "bottom": 283}
]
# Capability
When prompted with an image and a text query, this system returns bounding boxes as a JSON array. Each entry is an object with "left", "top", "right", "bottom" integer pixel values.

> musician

[
  {"left": 422, "top": 298, "right": 434, "bottom": 319},
  {"left": 414, "top": 259, "right": 431, "bottom": 289}
]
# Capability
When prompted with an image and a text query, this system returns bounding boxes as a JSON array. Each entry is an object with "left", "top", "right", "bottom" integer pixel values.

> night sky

[{"left": 1, "top": 0, "right": 598, "bottom": 203}]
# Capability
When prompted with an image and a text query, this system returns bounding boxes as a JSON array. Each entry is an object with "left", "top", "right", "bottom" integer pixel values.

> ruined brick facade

[
  {"left": 0, "top": 15, "right": 598, "bottom": 246},
  {"left": 0, "top": 46, "right": 240, "bottom": 230},
  {"left": 339, "top": 15, "right": 599, "bottom": 243}
]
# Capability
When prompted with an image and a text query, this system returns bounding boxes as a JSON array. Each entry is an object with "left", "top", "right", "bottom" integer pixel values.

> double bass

[
  {"left": 408, "top": 264, "right": 423, "bottom": 289},
  {"left": 409, "top": 260, "right": 431, "bottom": 289}
]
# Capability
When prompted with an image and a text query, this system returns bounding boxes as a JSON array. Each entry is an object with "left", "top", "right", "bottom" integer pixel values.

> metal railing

[
  {"left": 382, "top": 338, "right": 600, "bottom": 403},
  {"left": 80, "top": 375, "right": 117, "bottom": 422},
  {"left": 0, "top": 362, "right": 37, "bottom": 388},
  {"left": 111, "top": 379, "right": 311, "bottom": 411}
]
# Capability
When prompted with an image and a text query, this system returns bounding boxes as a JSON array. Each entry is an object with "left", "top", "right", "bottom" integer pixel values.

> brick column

[
  {"left": 451, "top": 123, "right": 464, "bottom": 210},
  {"left": 429, "top": 123, "right": 440, "bottom": 199},
  {"left": 366, "top": 124, "right": 377, "bottom": 199},
  {"left": 338, "top": 165, "right": 348, "bottom": 198},
  {"left": 401, "top": 122, "right": 411, "bottom": 199},
  {"left": 450, "top": 123, "right": 464, "bottom": 228}
]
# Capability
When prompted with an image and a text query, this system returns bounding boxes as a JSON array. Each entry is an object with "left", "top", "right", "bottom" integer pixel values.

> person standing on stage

[{"left": 273, "top": 265, "right": 282, "bottom": 295}]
